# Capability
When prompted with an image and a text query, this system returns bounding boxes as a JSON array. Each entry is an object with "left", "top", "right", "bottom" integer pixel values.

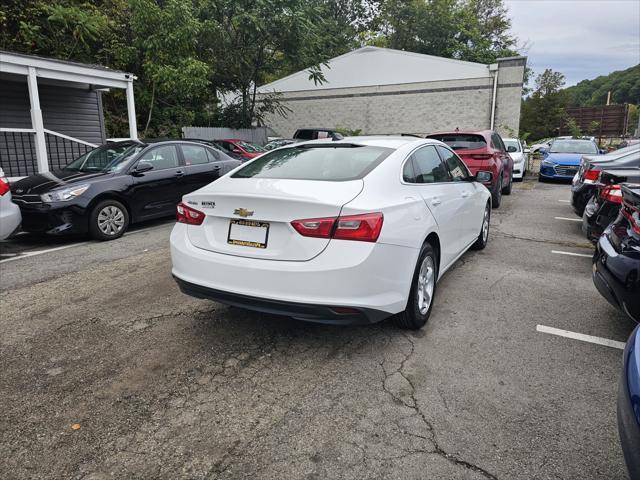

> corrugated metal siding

[
  {"left": 0, "top": 79, "right": 105, "bottom": 176},
  {"left": 182, "top": 126, "right": 269, "bottom": 146}
]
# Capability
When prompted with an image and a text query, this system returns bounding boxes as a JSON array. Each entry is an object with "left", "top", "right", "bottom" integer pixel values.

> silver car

[{"left": 0, "top": 168, "right": 21, "bottom": 240}]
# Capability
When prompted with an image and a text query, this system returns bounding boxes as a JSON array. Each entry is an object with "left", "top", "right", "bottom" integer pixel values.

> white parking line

[
  {"left": 0, "top": 242, "right": 88, "bottom": 264},
  {"left": 555, "top": 217, "right": 582, "bottom": 222},
  {"left": 558, "top": 200, "right": 570, "bottom": 203},
  {"left": 0, "top": 224, "right": 172, "bottom": 264},
  {"left": 551, "top": 250, "right": 592, "bottom": 258},
  {"left": 536, "top": 325, "right": 625, "bottom": 350}
]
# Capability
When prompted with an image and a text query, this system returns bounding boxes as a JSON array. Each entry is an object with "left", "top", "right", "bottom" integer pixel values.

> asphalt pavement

[{"left": 0, "top": 178, "right": 634, "bottom": 479}]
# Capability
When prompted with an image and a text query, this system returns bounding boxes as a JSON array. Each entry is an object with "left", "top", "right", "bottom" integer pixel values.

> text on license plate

[{"left": 227, "top": 219, "right": 269, "bottom": 248}]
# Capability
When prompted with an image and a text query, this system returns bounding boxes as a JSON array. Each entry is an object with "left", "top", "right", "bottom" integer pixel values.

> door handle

[
  {"left": 175, "top": 170, "right": 185, "bottom": 178},
  {"left": 212, "top": 165, "right": 221, "bottom": 171},
  {"left": 431, "top": 197, "right": 442, "bottom": 206},
  {"left": 461, "top": 191, "right": 470, "bottom": 198}
]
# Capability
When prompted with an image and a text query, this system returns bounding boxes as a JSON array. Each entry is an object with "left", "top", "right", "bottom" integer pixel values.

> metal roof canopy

[
  {"left": 0, "top": 50, "right": 138, "bottom": 176},
  {"left": 0, "top": 50, "right": 135, "bottom": 89},
  {"left": 258, "top": 46, "right": 493, "bottom": 93}
]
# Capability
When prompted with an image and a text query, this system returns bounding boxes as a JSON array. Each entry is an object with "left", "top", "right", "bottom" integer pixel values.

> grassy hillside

[{"left": 565, "top": 64, "right": 640, "bottom": 107}]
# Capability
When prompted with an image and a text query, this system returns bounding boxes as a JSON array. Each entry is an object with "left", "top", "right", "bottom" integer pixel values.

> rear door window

[
  {"left": 181, "top": 144, "right": 209, "bottom": 165},
  {"left": 426, "top": 134, "right": 487, "bottom": 151},
  {"left": 410, "top": 146, "right": 451, "bottom": 183},
  {"left": 437, "top": 146, "right": 470, "bottom": 182},
  {"left": 231, "top": 145, "right": 392, "bottom": 181}
]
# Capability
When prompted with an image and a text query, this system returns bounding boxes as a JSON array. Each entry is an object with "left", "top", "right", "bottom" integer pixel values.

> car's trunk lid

[{"left": 185, "top": 178, "right": 364, "bottom": 261}]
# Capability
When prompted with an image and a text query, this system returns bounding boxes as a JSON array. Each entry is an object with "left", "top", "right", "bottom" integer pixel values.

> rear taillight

[
  {"left": 583, "top": 168, "right": 600, "bottom": 183},
  {"left": 600, "top": 185, "right": 623, "bottom": 204},
  {"left": 176, "top": 202, "right": 205, "bottom": 225},
  {"left": 290, "top": 217, "right": 335, "bottom": 238},
  {"left": 0, "top": 177, "right": 9, "bottom": 196},
  {"left": 291, "top": 212, "right": 383, "bottom": 242},
  {"left": 622, "top": 203, "right": 640, "bottom": 235},
  {"left": 470, "top": 154, "right": 492, "bottom": 160}
]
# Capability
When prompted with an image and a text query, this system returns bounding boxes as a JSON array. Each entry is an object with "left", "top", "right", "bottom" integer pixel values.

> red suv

[
  {"left": 426, "top": 130, "right": 513, "bottom": 207},
  {"left": 214, "top": 139, "right": 266, "bottom": 161}
]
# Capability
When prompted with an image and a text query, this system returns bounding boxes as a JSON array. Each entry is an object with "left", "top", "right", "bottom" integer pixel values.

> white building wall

[{"left": 259, "top": 56, "right": 526, "bottom": 138}]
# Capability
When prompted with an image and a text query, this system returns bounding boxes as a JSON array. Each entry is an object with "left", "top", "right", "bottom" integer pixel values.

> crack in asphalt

[{"left": 380, "top": 332, "right": 499, "bottom": 480}]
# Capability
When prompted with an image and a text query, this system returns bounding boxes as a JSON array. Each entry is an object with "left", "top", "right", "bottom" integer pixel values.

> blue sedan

[
  {"left": 619, "top": 323, "right": 640, "bottom": 479},
  {"left": 539, "top": 139, "right": 600, "bottom": 181}
]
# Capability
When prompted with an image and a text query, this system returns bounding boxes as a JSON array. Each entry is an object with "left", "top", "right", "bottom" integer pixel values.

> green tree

[{"left": 520, "top": 69, "right": 569, "bottom": 140}]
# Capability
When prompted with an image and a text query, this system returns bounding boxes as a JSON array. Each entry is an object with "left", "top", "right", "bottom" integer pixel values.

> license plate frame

[{"left": 227, "top": 219, "right": 270, "bottom": 249}]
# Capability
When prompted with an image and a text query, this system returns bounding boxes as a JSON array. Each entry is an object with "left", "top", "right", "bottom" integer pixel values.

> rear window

[
  {"left": 231, "top": 145, "right": 393, "bottom": 181},
  {"left": 426, "top": 134, "right": 487, "bottom": 151}
]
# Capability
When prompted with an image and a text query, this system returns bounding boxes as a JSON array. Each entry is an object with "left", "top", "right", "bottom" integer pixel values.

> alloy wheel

[
  {"left": 97, "top": 205, "right": 125, "bottom": 236},
  {"left": 417, "top": 255, "right": 435, "bottom": 315}
]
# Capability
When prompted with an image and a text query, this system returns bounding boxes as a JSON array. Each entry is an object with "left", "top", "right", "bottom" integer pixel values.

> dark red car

[
  {"left": 214, "top": 139, "right": 266, "bottom": 161},
  {"left": 425, "top": 130, "right": 513, "bottom": 207}
]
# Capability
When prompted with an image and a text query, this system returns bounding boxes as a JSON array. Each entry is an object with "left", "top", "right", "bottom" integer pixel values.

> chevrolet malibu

[{"left": 171, "top": 137, "right": 492, "bottom": 329}]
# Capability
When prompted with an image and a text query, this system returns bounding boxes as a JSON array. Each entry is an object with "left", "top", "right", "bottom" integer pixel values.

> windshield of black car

[
  {"left": 549, "top": 140, "right": 598, "bottom": 154},
  {"left": 64, "top": 143, "right": 144, "bottom": 173},
  {"left": 427, "top": 134, "right": 487, "bottom": 150},
  {"left": 504, "top": 140, "right": 520, "bottom": 152},
  {"left": 231, "top": 145, "right": 393, "bottom": 181}
]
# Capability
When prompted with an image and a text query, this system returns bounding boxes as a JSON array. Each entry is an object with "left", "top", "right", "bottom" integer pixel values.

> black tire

[
  {"left": 502, "top": 172, "right": 513, "bottom": 195},
  {"left": 394, "top": 242, "right": 438, "bottom": 330},
  {"left": 491, "top": 175, "right": 502, "bottom": 208},
  {"left": 471, "top": 202, "right": 491, "bottom": 250},
  {"left": 88, "top": 199, "right": 129, "bottom": 241}
]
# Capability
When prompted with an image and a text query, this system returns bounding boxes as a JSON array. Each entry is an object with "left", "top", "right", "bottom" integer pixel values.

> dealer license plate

[{"left": 227, "top": 219, "right": 269, "bottom": 249}]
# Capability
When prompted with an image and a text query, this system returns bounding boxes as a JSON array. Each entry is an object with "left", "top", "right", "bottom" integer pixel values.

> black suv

[{"left": 11, "top": 139, "right": 241, "bottom": 240}]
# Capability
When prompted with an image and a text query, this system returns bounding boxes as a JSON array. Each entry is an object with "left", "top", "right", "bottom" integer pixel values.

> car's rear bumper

[
  {"left": 174, "top": 276, "right": 388, "bottom": 324},
  {"left": 593, "top": 234, "right": 640, "bottom": 322},
  {"left": 0, "top": 196, "right": 21, "bottom": 240},
  {"left": 170, "top": 223, "right": 418, "bottom": 323},
  {"left": 571, "top": 183, "right": 596, "bottom": 216}
]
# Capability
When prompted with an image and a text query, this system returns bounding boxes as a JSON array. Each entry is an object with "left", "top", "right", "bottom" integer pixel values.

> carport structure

[{"left": 0, "top": 51, "right": 137, "bottom": 179}]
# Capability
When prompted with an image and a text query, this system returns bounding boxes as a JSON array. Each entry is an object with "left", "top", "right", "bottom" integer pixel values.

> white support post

[
  {"left": 126, "top": 80, "right": 138, "bottom": 140},
  {"left": 27, "top": 66, "right": 49, "bottom": 173}
]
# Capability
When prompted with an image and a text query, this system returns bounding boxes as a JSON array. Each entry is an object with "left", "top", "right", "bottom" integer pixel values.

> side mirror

[
  {"left": 475, "top": 171, "right": 493, "bottom": 183},
  {"left": 599, "top": 148, "right": 607, "bottom": 154},
  {"left": 132, "top": 161, "right": 154, "bottom": 175},
  {"left": 507, "top": 146, "right": 517, "bottom": 153},
  {"left": 524, "top": 148, "right": 531, "bottom": 154}
]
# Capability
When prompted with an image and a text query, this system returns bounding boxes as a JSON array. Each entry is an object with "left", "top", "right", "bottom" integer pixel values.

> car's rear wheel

[
  {"left": 492, "top": 175, "right": 502, "bottom": 208},
  {"left": 471, "top": 202, "right": 491, "bottom": 250},
  {"left": 89, "top": 199, "right": 129, "bottom": 241},
  {"left": 394, "top": 242, "right": 437, "bottom": 330},
  {"left": 502, "top": 171, "right": 513, "bottom": 195}
]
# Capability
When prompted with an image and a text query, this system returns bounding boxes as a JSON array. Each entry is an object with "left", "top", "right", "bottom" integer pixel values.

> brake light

[
  {"left": 290, "top": 217, "right": 335, "bottom": 238},
  {"left": 291, "top": 212, "right": 384, "bottom": 242},
  {"left": 583, "top": 168, "right": 600, "bottom": 183},
  {"left": 0, "top": 177, "right": 9, "bottom": 196},
  {"left": 600, "top": 185, "right": 623, "bottom": 204},
  {"left": 176, "top": 202, "right": 205, "bottom": 225},
  {"left": 470, "top": 154, "right": 492, "bottom": 160},
  {"left": 622, "top": 203, "right": 640, "bottom": 235}
]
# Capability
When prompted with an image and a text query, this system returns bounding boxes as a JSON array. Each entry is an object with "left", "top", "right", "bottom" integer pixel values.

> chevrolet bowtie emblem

[{"left": 234, "top": 208, "right": 254, "bottom": 218}]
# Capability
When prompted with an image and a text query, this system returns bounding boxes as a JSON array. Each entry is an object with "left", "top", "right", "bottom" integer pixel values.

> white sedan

[
  {"left": 170, "top": 137, "right": 492, "bottom": 329},
  {"left": 503, "top": 138, "right": 526, "bottom": 181}
]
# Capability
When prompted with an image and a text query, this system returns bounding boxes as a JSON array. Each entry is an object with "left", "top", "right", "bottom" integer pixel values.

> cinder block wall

[{"left": 259, "top": 56, "right": 526, "bottom": 138}]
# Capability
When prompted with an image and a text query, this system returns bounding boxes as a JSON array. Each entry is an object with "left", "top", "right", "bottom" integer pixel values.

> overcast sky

[{"left": 504, "top": 0, "right": 640, "bottom": 87}]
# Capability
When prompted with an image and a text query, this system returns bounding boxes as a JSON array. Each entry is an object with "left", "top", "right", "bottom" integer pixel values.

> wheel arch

[{"left": 423, "top": 231, "right": 441, "bottom": 274}]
